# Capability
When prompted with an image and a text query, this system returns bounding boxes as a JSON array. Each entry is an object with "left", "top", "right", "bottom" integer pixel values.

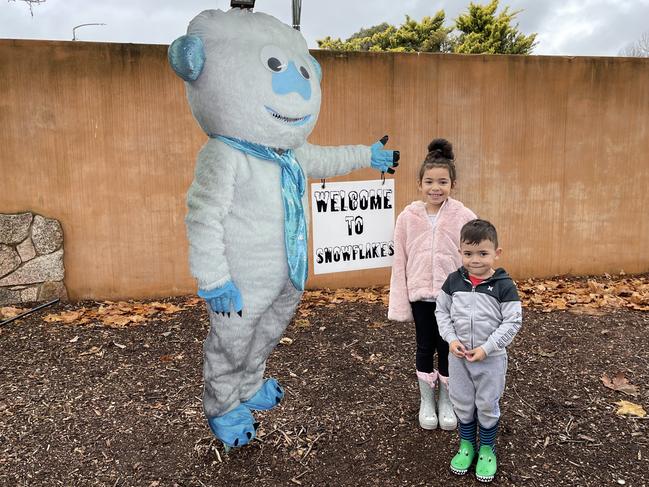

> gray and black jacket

[{"left": 436, "top": 267, "right": 522, "bottom": 357}]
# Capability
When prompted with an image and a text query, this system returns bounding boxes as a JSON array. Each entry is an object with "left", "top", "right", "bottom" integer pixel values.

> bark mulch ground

[{"left": 0, "top": 278, "right": 648, "bottom": 486}]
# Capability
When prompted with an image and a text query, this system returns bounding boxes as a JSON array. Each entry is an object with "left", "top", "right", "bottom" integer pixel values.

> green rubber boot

[
  {"left": 450, "top": 439, "right": 475, "bottom": 476},
  {"left": 475, "top": 445, "right": 497, "bottom": 483}
]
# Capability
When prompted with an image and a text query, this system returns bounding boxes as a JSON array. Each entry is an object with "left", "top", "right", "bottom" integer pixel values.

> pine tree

[
  {"left": 452, "top": 0, "right": 537, "bottom": 54},
  {"left": 317, "top": 11, "right": 451, "bottom": 53},
  {"left": 317, "top": 1, "right": 537, "bottom": 55}
]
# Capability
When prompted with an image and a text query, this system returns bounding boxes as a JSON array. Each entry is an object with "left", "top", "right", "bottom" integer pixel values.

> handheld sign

[{"left": 311, "top": 179, "right": 395, "bottom": 274}]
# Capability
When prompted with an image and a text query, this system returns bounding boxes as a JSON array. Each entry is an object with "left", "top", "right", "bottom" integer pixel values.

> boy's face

[{"left": 460, "top": 239, "right": 502, "bottom": 279}]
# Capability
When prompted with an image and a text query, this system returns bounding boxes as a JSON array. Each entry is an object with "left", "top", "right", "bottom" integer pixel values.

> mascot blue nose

[{"left": 272, "top": 61, "right": 311, "bottom": 101}]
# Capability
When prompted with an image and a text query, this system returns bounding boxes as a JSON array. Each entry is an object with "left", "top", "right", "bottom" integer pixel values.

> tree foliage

[
  {"left": 317, "top": 0, "right": 537, "bottom": 55},
  {"left": 317, "top": 11, "right": 451, "bottom": 53},
  {"left": 452, "top": 0, "right": 536, "bottom": 54}
]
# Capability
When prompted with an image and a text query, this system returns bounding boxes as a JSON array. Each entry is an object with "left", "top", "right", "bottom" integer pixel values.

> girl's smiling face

[{"left": 418, "top": 166, "right": 454, "bottom": 212}]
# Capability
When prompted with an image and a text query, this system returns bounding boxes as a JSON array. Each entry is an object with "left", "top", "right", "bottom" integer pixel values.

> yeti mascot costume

[{"left": 168, "top": 8, "right": 398, "bottom": 449}]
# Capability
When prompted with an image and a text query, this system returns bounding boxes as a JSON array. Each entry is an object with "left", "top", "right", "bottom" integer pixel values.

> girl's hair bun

[{"left": 427, "top": 138, "right": 454, "bottom": 160}]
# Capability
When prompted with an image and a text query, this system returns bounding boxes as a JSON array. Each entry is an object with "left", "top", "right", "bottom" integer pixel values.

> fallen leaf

[
  {"left": 568, "top": 306, "right": 605, "bottom": 316},
  {"left": 43, "top": 310, "right": 84, "bottom": 324},
  {"left": 150, "top": 302, "right": 185, "bottom": 314},
  {"left": 0, "top": 306, "right": 24, "bottom": 319},
  {"left": 185, "top": 296, "right": 202, "bottom": 306},
  {"left": 113, "top": 341, "right": 126, "bottom": 349},
  {"left": 279, "top": 337, "right": 294, "bottom": 345},
  {"left": 602, "top": 373, "right": 639, "bottom": 396},
  {"left": 351, "top": 351, "right": 364, "bottom": 361},
  {"left": 615, "top": 400, "right": 646, "bottom": 417},
  {"left": 80, "top": 346, "right": 103, "bottom": 357},
  {"left": 100, "top": 315, "right": 133, "bottom": 327},
  {"left": 630, "top": 292, "right": 649, "bottom": 305},
  {"left": 100, "top": 314, "right": 147, "bottom": 327},
  {"left": 537, "top": 349, "right": 557, "bottom": 358},
  {"left": 293, "top": 319, "right": 311, "bottom": 328},
  {"left": 368, "top": 321, "right": 387, "bottom": 329}
]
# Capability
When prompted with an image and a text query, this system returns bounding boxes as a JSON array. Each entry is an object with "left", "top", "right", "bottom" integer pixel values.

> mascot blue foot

[
  {"left": 243, "top": 378, "right": 285, "bottom": 410},
  {"left": 207, "top": 404, "right": 258, "bottom": 449}
]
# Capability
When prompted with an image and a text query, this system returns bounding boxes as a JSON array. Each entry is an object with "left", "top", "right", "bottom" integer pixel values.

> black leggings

[{"left": 411, "top": 301, "right": 449, "bottom": 376}]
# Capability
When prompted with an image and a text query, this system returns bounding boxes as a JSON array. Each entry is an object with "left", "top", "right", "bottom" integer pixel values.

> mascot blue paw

[
  {"left": 198, "top": 281, "right": 244, "bottom": 316},
  {"left": 370, "top": 135, "right": 400, "bottom": 174},
  {"left": 242, "top": 378, "right": 285, "bottom": 410},
  {"left": 207, "top": 404, "right": 258, "bottom": 448}
]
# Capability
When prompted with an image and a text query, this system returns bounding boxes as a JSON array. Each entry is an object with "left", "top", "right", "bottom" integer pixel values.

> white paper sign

[{"left": 310, "top": 179, "right": 395, "bottom": 274}]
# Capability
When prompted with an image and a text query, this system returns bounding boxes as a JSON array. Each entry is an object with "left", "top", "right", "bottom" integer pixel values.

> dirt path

[{"left": 0, "top": 291, "right": 647, "bottom": 486}]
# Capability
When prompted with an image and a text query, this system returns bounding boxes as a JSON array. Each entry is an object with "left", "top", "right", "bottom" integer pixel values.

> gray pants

[
  {"left": 203, "top": 280, "right": 302, "bottom": 418},
  {"left": 448, "top": 353, "right": 508, "bottom": 429}
]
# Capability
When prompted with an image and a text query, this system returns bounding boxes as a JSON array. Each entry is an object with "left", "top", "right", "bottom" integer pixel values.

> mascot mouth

[{"left": 265, "top": 106, "right": 311, "bottom": 126}]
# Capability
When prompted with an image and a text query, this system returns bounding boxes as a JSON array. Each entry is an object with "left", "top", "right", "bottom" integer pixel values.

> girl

[{"left": 388, "top": 138, "right": 476, "bottom": 431}]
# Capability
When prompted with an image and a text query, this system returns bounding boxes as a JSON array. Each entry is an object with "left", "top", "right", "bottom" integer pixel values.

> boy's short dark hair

[{"left": 461, "top": 219, "right": 498, "bottom": 248}]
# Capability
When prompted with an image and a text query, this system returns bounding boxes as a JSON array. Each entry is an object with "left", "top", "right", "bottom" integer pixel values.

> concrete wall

[{"left": 1, "top": 39, "right": 648, "bottom": 299}]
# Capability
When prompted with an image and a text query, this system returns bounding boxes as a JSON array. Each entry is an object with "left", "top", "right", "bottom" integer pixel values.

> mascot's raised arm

[{"left": 168, "top": 7, "right": 399, "bottom": 449}]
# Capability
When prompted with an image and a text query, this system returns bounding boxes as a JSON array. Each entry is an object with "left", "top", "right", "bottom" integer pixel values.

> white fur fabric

[{"left": 178, "top": 9, "right": 375, "bottom": 417}]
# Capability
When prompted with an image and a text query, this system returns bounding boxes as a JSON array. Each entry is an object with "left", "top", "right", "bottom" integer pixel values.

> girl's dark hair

[
  {"left": 461, "top": 219, "right": 499, "bottom": 248},
  {"left": 418, "top": 138, "right": 457, "bottom": 184}
]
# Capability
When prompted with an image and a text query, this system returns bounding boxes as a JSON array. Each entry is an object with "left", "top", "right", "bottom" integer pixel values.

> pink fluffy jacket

[{"left": 388, "top": 198, "right": 476, "bottom": 322}]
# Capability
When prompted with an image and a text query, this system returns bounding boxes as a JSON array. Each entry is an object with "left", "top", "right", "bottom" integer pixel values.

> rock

[
  {"left": 32, "top": 216, "right": 63, "bottom": 255},
  {"left": 0, "top": 249, "right": 64, "bottom": 286},
  {"left": 20, "top": 286, "right": 39, "bottom": 302},
  {"left": 0, "top": 287, "right": 21, "bottom": 306},
  {"left": 0, "top": 245, "right": 21, "bottom": 278},
  {"left": 38, "top": 281, "right": 68, "bottom": 301},
  {"left": 17, "top": 238, "right": 36, "bottom": 262},
  {"left": 0, "top": 213, "right": 33, "bottom": 245}
]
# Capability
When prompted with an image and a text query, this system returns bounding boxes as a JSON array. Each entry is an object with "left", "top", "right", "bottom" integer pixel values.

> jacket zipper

[
  {"left": 463, "top": 272, "right": 498, "bottom": 350},
  {"left": 470, "top": 285, "right": 476, "bottom": 350},
  {"left": 429, "top": 201, "right": 445, "bottom": 283},
  {"left": 461, "top": 273, "right": 477, "bottom": 350}
]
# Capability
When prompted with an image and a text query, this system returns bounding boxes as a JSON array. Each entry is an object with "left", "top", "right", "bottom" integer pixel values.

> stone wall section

[{"left": 0, "top": 212, "right": 68, "bottom": 305}]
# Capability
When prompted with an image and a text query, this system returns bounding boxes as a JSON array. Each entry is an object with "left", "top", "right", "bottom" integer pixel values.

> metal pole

[
  {"left": 0, "top": 298, "right": 60, "bottom": 326},
  {"left": 292, "top": 0, "right": 302, "bottom": 30},
  {"left": 72, "top": 23, "right": 106, "bottom": 41}
]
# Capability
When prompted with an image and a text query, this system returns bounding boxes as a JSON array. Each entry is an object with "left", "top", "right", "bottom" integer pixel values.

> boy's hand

[
  {"left": 465, "top": 346, "right": 487, "bottom": 362},
  {"left": 450, "top": 340, "right": 467, "bottom": 358}
]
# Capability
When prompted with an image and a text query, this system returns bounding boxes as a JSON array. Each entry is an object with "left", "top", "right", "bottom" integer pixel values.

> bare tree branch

[
  {"left": 620, "top": 31, "right": 649, "bottom": 57},
  {"left": 8, "top": 0, "right": 46, "bottom": 17}
]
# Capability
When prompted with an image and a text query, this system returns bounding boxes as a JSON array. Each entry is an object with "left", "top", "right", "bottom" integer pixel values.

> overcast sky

[{"left": 2, "top": 0, "right": 648, "bottom": 56}]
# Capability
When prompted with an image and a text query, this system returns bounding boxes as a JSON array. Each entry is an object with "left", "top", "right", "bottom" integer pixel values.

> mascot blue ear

[
  {"left": 168, "top": 35, "right": 206, "bottom": 82},
  {"left": 309, "top": 54, "right": 322, "bottom": 82}
]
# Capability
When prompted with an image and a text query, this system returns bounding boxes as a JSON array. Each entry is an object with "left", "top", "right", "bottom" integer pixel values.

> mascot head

[{"left": 168, "top": 9, "right": 322, "bottom": 150}]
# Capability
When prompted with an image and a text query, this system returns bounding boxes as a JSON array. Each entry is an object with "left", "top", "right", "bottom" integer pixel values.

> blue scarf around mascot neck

[{"left": 211, "top": 134, "right": 308, "bottom": 292}]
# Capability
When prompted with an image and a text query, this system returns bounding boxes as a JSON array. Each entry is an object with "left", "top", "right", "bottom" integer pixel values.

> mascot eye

[
  {"left": 268, "top": 58, "right": 283, "bottom": 72},
  {"left": 299, "top": 65, "right": 310, "bottom": 79},
  {"left": 260, "top": 45, "right": 288, "bottom": 73}
]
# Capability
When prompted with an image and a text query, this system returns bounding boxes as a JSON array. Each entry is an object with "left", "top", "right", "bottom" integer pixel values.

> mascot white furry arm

[{"left": 169, "top": 8, "right": 399, "bottom": 449}]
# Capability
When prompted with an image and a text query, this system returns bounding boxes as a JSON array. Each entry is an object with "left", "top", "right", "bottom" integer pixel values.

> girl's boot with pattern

[
  {"left": 437, "top": 374, "right": 457, "bottom": 430},
  {"left": 416, "top": 370, "right": 438, "bottom": 429}
]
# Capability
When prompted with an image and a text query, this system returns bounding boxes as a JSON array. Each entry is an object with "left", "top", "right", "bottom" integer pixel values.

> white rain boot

[
  {"left": 437, "top": 374, "right": 457, "bottom": 431},
  {"left": 416, "top": 370, "right": 438, "bottom": 430}
]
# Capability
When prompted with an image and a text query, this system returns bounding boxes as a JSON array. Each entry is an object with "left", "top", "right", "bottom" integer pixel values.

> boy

[{"left": 435, "top": 219, "right": 522, "bottom": 483}]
